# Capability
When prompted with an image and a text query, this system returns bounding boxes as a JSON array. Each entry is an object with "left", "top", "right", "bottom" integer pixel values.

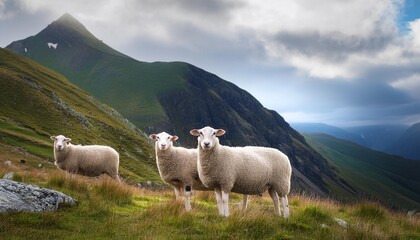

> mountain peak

[
  {"left": 55, "top": 13, "right": 82, "bottom": 27},
  {"left": 22, "top": 13, "right": 129, "bottom": 58},
  {"left": 44, "top": 13, "right": 93, "bottom": 39}
]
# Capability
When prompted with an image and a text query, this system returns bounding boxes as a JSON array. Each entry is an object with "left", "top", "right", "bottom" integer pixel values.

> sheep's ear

[
  {"left": 171, "top": 135, "right": 179, "bottom": 141},
  {"left": 50, "top": 136, "right": 56, "bottom": 141},
  {"left": 190, "top": 129, "right": 200, "bottom": 136},
  {"left": 64, "top": 138, "right": 71, "bottom": 143},
  {"left": 149, "top": 134, "right": 157, "bottom": 140},
  {"left": 216, "top": 129, "right": 226, "bottom": 136}
]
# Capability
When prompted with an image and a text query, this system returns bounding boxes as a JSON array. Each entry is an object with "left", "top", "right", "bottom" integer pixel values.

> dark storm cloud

[
  {"left": 272, "top": 30, "right": 395, "bottom": 62},
  {"left": 170, "top": 0, "right": 243, "bottom": 16}
]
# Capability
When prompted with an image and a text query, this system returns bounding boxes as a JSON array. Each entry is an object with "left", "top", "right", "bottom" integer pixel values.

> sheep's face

[
  {"left": 50, "top": 135, "right": 71, "bottom": 151},
  {"left": 190, "top": 126, "right": 225, "bottom": 150},
  {"left": 149, "top": 132, "right": 178, "bottom": 151}
]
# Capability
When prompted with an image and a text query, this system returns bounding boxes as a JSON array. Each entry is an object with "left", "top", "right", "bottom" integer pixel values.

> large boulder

[{"left": 0, "top": 179, "right": 76, "bottom": 212}]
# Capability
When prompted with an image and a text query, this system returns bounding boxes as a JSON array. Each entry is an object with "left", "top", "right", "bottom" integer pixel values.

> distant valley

[
  {"left": 304, "top": 133, "right": 420, "bottom": 209},
  {"left": 291, "top": 122, "right": 419, "bottom": 161}
]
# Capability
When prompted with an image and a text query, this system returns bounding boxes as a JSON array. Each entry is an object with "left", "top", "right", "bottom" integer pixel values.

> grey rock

[
  {"left": 4, "top": 160, "right": 12, "bottom": 166},
  {"left": 0, "top": 179, "right": 77, "bottom": 212},
  {"left": 407, "top": 210, "right": 419, "bottom": 217},
  {"left": 334, "top": 217, "right": 348, "bottom": 228}
]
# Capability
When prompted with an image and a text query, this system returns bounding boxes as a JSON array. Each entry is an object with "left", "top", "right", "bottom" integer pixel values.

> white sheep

[
  {"left": 149, "top": 132, "right": 249, "bottom": 211},
  {"left": 190, "top": 126, "right": 292, "bottom": 217},
  {"left": 50, "top": 135, "right": 120, "bottom": 182}
]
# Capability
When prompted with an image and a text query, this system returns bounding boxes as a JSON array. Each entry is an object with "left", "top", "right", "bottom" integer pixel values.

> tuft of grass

[
  {"left": 47, "top": 172, "right": 89, "bottom": 193},
  {"left": 353, "top": 202, "right": 386, "bottom": 222},
  {"left": 300, "top": 205, "right": 332, "bottom": 222},
  {"left": 93, "top": 177, "right": 133, "bottom": 205}
]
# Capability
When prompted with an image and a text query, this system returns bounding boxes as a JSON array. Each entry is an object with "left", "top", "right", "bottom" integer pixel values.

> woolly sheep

[
  {"left": 149, "top": 132, "right": 249, "bottom": 211},
  {"left": 50, "top": 135, "right": 120, "bottom": 181},
  {"left": 190, "top": 126, "right": 292, "bottom": 217}
]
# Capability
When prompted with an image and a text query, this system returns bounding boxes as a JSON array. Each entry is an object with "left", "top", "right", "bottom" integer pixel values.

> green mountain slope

[
  {"left": 0, "top": 48, "right": 159, "bottom": 183},
  {"left": 6, "top": 14, "right": 354, "bottom": 196},
  {"left": 6, "top": 13, "right": 183, "bottom": 129},
  {"left": 305, "top": 133, "right": 420, "bottom": 209}
]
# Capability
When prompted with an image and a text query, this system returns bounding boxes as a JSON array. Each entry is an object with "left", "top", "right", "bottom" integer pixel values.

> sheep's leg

[
  {"left": 214, "top": 189, "right": 224, "bottom": 215},
  {"left": 184, "top": 185, "right": 192, "bottom": 211},
  {"left": 268, "top": 188, "right": 281, "bottom": 216},
  {"left": 105, "top": 170, "right": 120, "bottom": 182},
  {"left": 242, "top": 195, "right": 249, "bottom": 210},
  {"left": 282, "top": 195, "right": 290, "bottom": 218},
  {"left": 110, "top": 173, "right": 121, "bottom": 182},
  {"left": 221, "top": 190, "right": 230, "bottom": 217},
  {"left": 115, "top": 175, "right": 121, "bottom": 182},
  {"left": 174, "top": 186, "right": 182, "bottom": 200}
]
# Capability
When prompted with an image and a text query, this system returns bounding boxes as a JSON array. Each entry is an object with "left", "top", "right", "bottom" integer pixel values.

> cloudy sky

[{"left": 1, "top": 0, "right": 420, "bottom": 127}]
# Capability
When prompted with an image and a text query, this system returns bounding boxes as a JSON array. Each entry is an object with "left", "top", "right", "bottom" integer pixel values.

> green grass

[{"left": 1, "top": 164, "right": 419, "bottom": 240}]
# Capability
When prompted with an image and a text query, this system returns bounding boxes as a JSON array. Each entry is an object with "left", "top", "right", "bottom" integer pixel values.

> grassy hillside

[
  {"left": 1, "top": 162, "right": 419, "bottom": 240},
  {"left": 305, "top": 133, "right": 420, "bottom": 210},
  {"left": 0, "top": 48, "right": 160, "bottom": 183}
]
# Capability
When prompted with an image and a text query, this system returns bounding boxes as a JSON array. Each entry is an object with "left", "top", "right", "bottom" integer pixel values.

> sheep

[
  {"left": 50, "top": 135, "right": 120, "bottom": 182},
  {"left": 149, "top": 132, "right": 249, "bottom": 211},
  {"left": 190, "top": 126, "right": 292, "bottom": 218}
]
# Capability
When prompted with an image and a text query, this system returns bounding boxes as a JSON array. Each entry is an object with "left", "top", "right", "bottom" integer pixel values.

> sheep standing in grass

[
  {"left": 149, "top": 132, "right": 249, "bottom": 211},
  {"left": 50, "top": 135, "right": 120, "bottom": 182},
  {"left": 190, "top": 126, "right": 292, "bottom": 218}
]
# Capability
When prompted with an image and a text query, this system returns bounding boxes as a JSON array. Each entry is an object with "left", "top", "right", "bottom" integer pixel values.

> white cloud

[
  {"left": 406, "top": 18, "right": 420, "bottom": 51},
  {"left": 391, "top": 73, "right": 420, "bottom": 98},
  {"left": 223, "top": 0, "right": 407, "bottom": 80},
  {"left": 231, "top": 0, "right": 400, "bottom": 37}
]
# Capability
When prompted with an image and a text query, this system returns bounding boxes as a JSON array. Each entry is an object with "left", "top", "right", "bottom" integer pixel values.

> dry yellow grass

[{"left": 1, "top": 152, "right": 419, "bottom": 239}]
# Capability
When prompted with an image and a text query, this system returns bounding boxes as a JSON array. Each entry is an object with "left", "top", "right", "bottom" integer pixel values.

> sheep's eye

[
  {"left": 156, "top": 137, "right": 160, "bottom": 140},
  {"left": 212, "top": 132, "right": 216, "bottom": 136},
  {"left": 199, "top": 132, "right": 203, "bottom": 135},
  {"left": 167, "top": 137, "right": 171, "bottom": 140}
]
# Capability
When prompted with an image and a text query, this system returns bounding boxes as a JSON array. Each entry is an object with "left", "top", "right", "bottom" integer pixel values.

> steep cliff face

[{"left": 6, "top": 14, "right": 352, "bottom": 197}]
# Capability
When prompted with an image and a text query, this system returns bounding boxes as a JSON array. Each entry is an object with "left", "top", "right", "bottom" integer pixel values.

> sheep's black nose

[{"left": 204, "top": 142, "right": 210, "bottom": 147}]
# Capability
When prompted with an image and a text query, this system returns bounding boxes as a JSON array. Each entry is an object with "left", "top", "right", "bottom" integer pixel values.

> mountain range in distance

[{"left": 291, "top": 122, "right": 420, "bottom": 161}]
